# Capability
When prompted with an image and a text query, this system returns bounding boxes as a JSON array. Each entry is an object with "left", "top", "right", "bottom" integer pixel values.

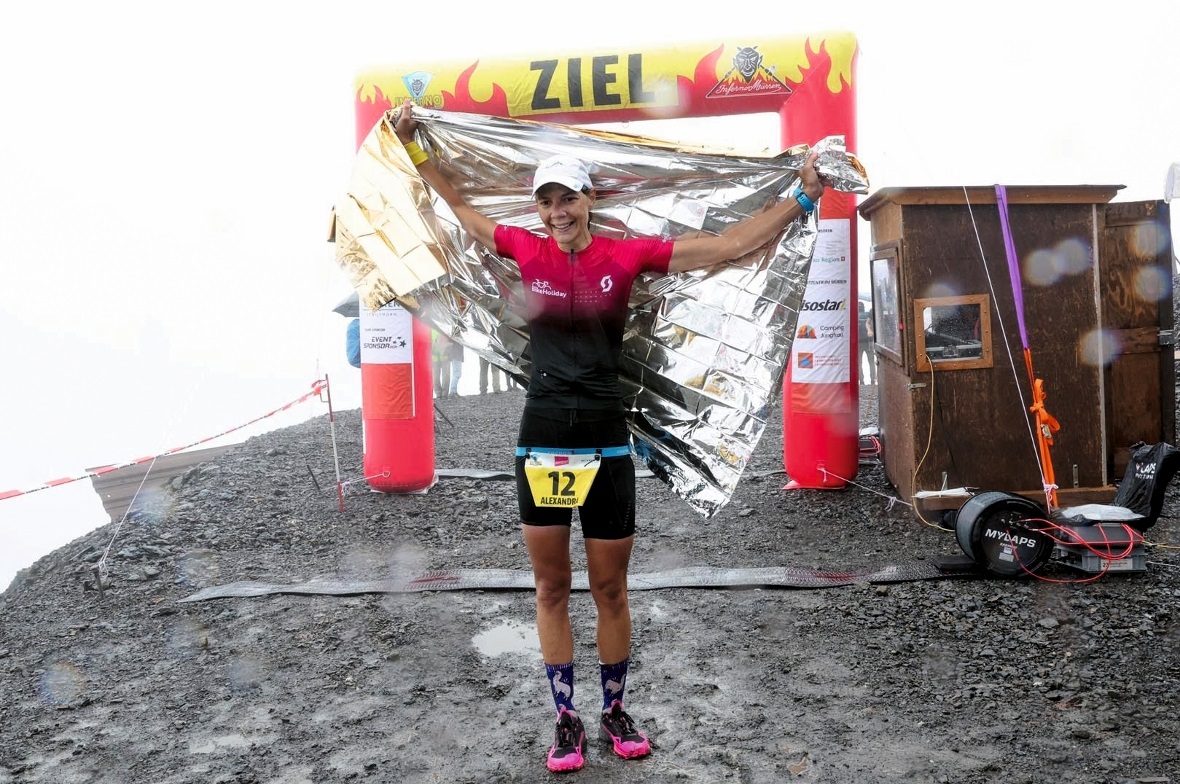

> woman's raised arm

[
  {"left": 667, "top": 150, "right": 824, "bottom": 274},
  {"left": 394, "top": 99, "right": 498, "bottom": 249}
]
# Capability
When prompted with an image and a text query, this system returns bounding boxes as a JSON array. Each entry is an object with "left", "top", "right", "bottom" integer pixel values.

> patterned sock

[
  {"left": 600, "top": 658, "right": 629, "bottom": 712},
  {"left": 545, "top": 662, "right": 576, "bottom": 715}
]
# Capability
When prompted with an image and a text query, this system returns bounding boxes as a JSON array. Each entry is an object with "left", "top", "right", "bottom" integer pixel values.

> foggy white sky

[{"left": 2, "top": 1, "right": 1178, "bottom": 590}]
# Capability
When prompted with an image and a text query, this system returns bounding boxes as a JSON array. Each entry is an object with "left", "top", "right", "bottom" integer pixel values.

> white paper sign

[{"left": 360, "top": 301, "right": 414, "bottom": 365}]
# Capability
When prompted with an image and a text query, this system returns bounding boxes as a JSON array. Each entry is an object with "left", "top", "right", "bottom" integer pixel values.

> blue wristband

[{"left": 792, "top": 186, "right": 817, "bottom": 215}]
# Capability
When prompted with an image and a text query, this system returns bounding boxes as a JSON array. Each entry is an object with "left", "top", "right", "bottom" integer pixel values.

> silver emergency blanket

[
  {"left": 334, "top": 108, "right": 869, "bottom": 516},
  {"left": 178, "top": 562, "right": 975, "bottom": 603}
]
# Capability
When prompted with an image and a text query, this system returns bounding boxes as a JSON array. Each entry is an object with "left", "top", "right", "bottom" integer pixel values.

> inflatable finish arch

[{"left": 353, "top": 32, "right": 860, "bottom": 492}]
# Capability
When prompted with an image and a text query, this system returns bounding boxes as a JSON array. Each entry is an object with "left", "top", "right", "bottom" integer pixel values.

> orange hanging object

[
  {"left": 1022, "top": 348, "right": 1036, "bottom": 390},
  {"left": 1028, "top": 377, "right": 1061, "bottom": 509}
]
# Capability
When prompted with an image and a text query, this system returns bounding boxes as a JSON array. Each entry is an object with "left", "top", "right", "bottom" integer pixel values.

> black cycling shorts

[{"left": 514, "top": 406, "right": 636, "bottom": 539}]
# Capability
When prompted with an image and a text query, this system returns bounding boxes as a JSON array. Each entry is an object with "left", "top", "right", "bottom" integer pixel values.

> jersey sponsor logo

[
  {"left": 531, "top": 280, "right": 568, "bottom": 298},
  {"left": 600, "top": 275, "right": 614, "bottom": 293}
]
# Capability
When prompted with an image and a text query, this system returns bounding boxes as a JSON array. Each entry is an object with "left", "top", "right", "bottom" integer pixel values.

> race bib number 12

[{"left": 522, "top": 450, "right": 602, "bottom": 507}]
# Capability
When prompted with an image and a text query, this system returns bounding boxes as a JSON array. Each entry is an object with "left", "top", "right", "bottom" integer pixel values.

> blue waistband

[{"left": 516, "top": 446, "right": 632, "bottom": 458}]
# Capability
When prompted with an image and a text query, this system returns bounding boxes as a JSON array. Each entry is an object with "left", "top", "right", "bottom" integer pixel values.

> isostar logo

[
  {"left": 800, "top": 298, "right": 847, "bottom": 312},
  {"left": 984, "top": 529, "right": 1039, "bottom": 549},
  {"left": 402, "top": 71, "right": 432, "bottom": 101},
  {"left": 705, "top": 46, "right": 792, "bottom": 100},
  {"left": 531, "top": 280, "right": 568, "bottom": 298}
]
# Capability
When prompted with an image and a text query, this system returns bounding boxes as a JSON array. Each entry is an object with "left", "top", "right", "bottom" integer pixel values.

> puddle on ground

[{"left": 472, "top": 619, "right": 541, "bottom": 657}]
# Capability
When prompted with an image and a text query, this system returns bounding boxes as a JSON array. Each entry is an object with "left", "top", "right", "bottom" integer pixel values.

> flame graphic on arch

[{"left": 444, "top": 62, "right": 510, "bottom": 116}]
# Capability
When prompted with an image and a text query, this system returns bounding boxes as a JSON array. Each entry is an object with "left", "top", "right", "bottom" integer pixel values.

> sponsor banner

[
  {"left": 361, "top": 302, "right": 414, "bottom": 365},
  {"left": 360, "top": 301, "right": 415, "bottom": 420},
  {"left": 790, "top": 218, "right": 851, "bottom": 385}
]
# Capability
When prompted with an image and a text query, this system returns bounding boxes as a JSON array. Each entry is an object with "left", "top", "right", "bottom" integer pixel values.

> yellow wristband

[{"left": 403, "top": 141, "right": 429, "bottom": 167}]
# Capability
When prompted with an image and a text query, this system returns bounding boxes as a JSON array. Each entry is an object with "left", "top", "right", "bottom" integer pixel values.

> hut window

[
  {"left": 870, "top": 249, "right": 903, "bottom": 363},
  {"left": 914, "top": 294, "right": 993, "bottom": 372}
]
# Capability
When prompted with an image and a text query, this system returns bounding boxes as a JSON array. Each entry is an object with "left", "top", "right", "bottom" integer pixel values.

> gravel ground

[{"left": 2, "top": 379, "right": 1179, "bottom": 784}]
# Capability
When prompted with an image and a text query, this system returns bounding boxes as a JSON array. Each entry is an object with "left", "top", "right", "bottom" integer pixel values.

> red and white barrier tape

[{"left": 0, "top": 379, "right": 328, "bottom": 503}]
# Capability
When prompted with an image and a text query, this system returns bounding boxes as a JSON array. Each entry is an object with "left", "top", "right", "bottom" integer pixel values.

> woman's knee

[
  {"left": 534, "top": 575, "right": 573, "bottom": 610},
  {"left": 589, "top": 578, "right": 627, "bottom": 610}
]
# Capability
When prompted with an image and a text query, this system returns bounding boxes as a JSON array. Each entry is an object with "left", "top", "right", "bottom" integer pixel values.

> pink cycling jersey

[{"left": 495, "top": 224, "right": 672, "bottom": 409}]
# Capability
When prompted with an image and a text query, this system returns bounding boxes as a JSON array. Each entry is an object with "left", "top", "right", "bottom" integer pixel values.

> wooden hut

[{"left": 857, "top": 185, "right": 1174, "bottom": 509}]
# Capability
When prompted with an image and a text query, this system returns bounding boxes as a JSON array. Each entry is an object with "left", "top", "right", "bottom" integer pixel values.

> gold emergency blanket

[{"left": 334, "top": 107, "right": 869, "bottom": 516}]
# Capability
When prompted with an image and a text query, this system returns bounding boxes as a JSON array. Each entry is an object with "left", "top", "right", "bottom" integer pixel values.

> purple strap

[{"left": 995, "top": 185, "right": 1029, "bottom": 348}]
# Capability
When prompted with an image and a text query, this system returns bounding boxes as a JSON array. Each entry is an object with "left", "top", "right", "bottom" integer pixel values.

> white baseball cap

[{"left": 531, "top": 155, "right": 593, "bottom": 196}]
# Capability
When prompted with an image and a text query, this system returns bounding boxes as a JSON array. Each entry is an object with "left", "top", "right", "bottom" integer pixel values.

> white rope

[
  {"left": 92, "top": 380, "right": 330, "bottom": 590},
  {"left": 818, "top": 466, "right": 912, "bottom": 512},
  {"left": 1146, "top": 560, "right": 1180, "bottom": 570},
  {"left": 94, "top": 453, "right": 162, "bottom": 589},
  {"left": 95, "top": 380, "right": 201, "bottom": 584},
  {"left": 961, "top": 187, "right": 1047, "bottom": 493},
  {"left": 340, "top": 470, "right": 392, "bottom": 493}
]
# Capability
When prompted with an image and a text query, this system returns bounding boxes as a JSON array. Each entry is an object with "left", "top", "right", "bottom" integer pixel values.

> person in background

[
  {"left": 432, "top": 331, "right": 452, "bottom": 398},
  {"left": 346, "top": 318, "right": 362, "bottom": 369},
  {"left": 479, "top": 356, "right": 504, "bottom": 394},
  {"left": 395, "top": 99, "right": 824, "bottom": 773},
  {"left": 446, "top": 338, "right": 465, "bottom": 396},
  {"left": 858, "top": 300, "right": 876, "bottom": 386}
]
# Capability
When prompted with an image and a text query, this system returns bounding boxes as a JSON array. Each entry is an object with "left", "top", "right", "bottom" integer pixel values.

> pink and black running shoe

[
  {"left": 599, "top": 700, "right": 651, "bottom": 759},
  {"left": 546, "top": 707, "right": 587, "bottom": 773}
]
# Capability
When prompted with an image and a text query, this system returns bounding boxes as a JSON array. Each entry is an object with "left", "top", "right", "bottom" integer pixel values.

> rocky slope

[{"left": 2, "top": 384, "right": 1179, "bottom": 783}]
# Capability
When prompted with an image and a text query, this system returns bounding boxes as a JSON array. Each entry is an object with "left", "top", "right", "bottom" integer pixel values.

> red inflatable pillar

[
  {"left": 779, "top": 44, "right": 859, "bottom": 489},
  {"left": 358, "top": 301, "right": 436, "bottom": 492},
  {"left": 353, "top": 97, "right": 437, "bottom": 493}
]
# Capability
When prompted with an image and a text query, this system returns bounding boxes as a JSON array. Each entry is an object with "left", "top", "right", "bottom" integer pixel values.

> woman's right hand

[
  {"left": 395, "top": 98, "right": 418, "bottom": 144},
  {"left": 800, "top": 150, "right": 824, "bottom": 203}
]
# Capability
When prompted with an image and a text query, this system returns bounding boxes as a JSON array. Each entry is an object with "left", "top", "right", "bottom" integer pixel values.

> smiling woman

[{"left": 388, "top": 96, "right": 827, "bottom": 772}]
